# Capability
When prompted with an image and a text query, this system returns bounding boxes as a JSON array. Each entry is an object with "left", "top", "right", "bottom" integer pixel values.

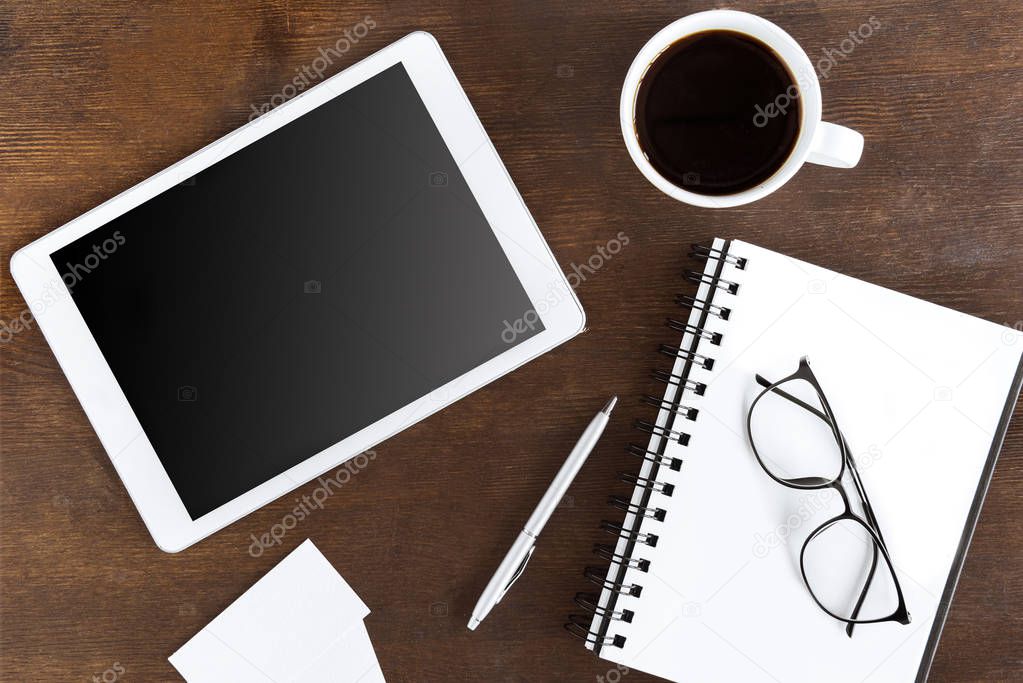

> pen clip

[{"left": 499, "top": 544, "right": 536, "bottom": 602}]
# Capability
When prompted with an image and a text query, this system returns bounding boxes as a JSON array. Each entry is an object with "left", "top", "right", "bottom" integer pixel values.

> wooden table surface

[{"left": 2, "top": 1, "right": 1021, "bottom": 681}]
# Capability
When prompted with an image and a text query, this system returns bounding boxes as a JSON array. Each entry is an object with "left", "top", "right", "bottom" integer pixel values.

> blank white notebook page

[{"left": 596, "top": 239, "right": 1022, "bottom": 682}]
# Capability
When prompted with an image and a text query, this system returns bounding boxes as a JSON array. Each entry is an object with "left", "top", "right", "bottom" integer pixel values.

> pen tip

[
  {"left": 602, "top": 396, "right": 618, "bottom": 415},
  {"left": 467, "top": 618, "right": 480, "bottom": 631}
]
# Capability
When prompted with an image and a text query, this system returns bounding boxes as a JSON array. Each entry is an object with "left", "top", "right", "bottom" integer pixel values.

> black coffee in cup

[{"left": 634, "top": 30, "right": 800, "bottom": 196}]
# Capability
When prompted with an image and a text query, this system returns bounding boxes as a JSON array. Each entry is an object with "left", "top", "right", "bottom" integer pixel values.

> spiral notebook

[{"left": 569, "top": 239, "right": 1023, "bottom": 682}]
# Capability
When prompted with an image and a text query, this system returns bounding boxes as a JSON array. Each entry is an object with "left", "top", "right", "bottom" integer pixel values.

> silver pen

[{"left": 467, "top": 396, "right": 617, "bottom": 630}]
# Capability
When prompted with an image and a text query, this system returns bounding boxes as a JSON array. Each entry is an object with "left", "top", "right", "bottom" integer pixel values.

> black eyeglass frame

[{"left": 746, "top": 357, "right": 911, "bottom": 636}]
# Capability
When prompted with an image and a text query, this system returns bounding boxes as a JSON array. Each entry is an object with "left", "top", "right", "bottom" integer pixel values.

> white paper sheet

[{"left": 170, "top": 539, "right": 384, "bottom": 682}]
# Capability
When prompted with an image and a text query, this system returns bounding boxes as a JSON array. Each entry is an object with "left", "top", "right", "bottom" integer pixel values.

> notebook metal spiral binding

[
  {"left": 659, "top": 343, "right": 715, "bottom": 371},
  {"left": 634, "top": 419, "right": 690, "bottom": 446},
  {"left": 643, "top": 392, "right": 699, "bottom": 420},
  {"left": 599, "top": 520, "right": 659, "bottom": 547},
  {"left": 684, "top": 269, "right": 740, "bottom": 295},
  {"left": 583, "top": 566, "right": 644, "bottom": 597},
  {"left": 666, "top": 318, "right": 722, "bottom": 346},
  {"left": 619, "top": 471, "right": 675, "bottom": 495},
  {"left": 574, "top": 592, "right": 635, "bottom": 623},
  {"left": 608, "top": 494, "right": 666, "bottom": 521},
  {"left": 677, "top": 294, "right": 731, "bottom": 320},
  {"left": 626, "top": 443, "right": 683, "bottom": 471},
  {"left": 565, "top": 241, "right": 744, "bottom": 653},
  {"left": 689, "top": 243, "right": 747, "bottom": 269},
  {"left": 652, "top": 368, "right": 706, "bottom": 395},
  {"left": 593, "top": 543, "right": 651, "bottom": 571},
  {"left": 565, "top": 614, "right": 627, "bottom": 648}
]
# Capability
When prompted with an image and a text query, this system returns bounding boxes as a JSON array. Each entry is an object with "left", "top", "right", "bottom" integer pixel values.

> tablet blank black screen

[{"left": 51, "top": 64, "right": 543, "bottom": 519}]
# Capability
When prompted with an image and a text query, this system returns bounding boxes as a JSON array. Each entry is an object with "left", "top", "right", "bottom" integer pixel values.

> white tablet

[{"left": 10, "top": 32, "right": 584, "bottom": 552}]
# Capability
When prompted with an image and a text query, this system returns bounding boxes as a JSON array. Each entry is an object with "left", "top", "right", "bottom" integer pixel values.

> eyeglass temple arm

[
  {"left": 843, "top": 448, "right": 887, "bottom": 542},
  {"left": 843, "top": 463, "right": 895, "bottom": 638},
  {"left": 845, "top": 543, "right": 880, "bottom": 638}
]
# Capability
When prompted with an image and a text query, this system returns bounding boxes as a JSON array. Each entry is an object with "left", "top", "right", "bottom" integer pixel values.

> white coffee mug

[{"left": 620, "top": 10, "right": 864, "bottom": 208}]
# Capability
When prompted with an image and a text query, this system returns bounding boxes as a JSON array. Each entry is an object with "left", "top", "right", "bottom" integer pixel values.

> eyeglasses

[{"left": 746, "top": 357, "right": 910, "bottom": 636}]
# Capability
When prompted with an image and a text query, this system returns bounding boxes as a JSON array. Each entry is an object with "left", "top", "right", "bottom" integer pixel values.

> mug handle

[{"left": 807, "top": 121, "right": 864, "bottom": 168}]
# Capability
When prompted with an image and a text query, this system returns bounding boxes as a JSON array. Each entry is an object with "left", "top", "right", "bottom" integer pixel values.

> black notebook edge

[{"left": 915, "top": 348, "right": 1023, "bottom": 682}]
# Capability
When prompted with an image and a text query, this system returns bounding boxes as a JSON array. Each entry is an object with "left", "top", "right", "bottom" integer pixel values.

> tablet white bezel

[{"left": 9, "top": 31, "right": 585, "bottom": 552}]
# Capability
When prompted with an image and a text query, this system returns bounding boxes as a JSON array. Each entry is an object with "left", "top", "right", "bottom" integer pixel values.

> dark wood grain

[{"left": 1, "top": 1, "right": 1021, "bottom": 681}]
